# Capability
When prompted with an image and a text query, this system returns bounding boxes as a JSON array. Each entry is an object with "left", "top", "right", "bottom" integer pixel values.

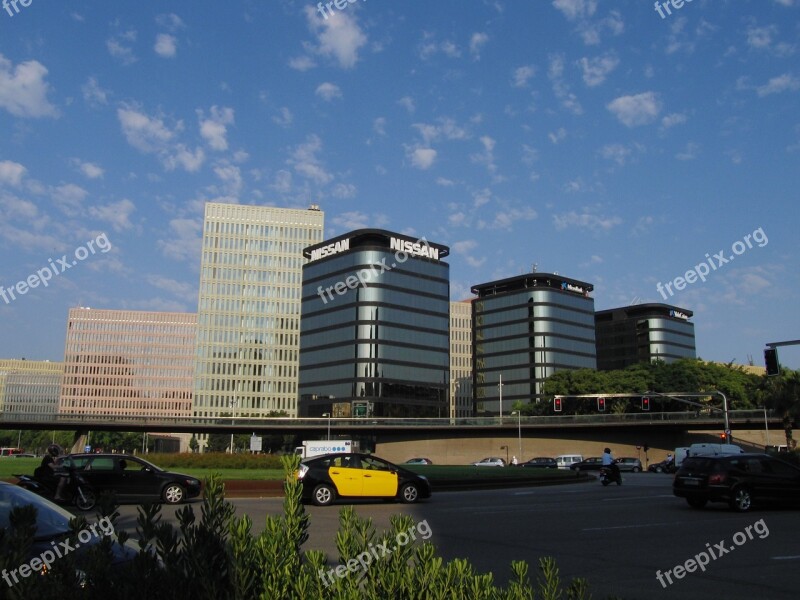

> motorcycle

[
  {"left": 599, "top": 465, "right": 622, "bottom": 486},
  {"left": 15, "top": 467, "right": 97, "bottom": 511}
]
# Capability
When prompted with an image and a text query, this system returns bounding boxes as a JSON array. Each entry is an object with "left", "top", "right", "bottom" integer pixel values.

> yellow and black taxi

[{"left": 297, "top": 453, "right": 432, "bottom": 506}]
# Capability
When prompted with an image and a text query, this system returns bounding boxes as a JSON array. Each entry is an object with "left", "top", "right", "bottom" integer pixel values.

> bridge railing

[{"left": 0, "top": 409, "right": 774, "bottom": 428}]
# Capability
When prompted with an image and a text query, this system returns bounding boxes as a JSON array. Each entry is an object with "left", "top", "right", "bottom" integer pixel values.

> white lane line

[
  {"left": 583, "top": 521, "right": 688, "bottom": 532},
  {"left": 601, "top": 494, "right": 675, "bottom": 501},
  {"left": 771, "top": 555, "right": 800, "bottom": 560}
]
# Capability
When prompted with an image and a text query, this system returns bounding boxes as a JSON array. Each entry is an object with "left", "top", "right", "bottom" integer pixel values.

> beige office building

[
  {"left": 193, "top": 203, "right": 324, "bottom": 418},
  {"left": 59, "top": 308, "right": 196, "bottom": 417},
  {"left": 0, "top": 359, "right": 63, "bottom": 416},
  {"left": 450, "top": 300, "right": 473, "bottom": 418}
]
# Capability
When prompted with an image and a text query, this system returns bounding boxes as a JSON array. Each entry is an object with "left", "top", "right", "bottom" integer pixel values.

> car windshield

[{"left": 0, "top": 484, "right": 73, "bottom": 540}]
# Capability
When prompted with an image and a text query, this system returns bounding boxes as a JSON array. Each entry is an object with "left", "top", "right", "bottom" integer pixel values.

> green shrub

[
  {"left": 141, "top": 452, "right": 285, "bottom": 470},
  {"left": 0, "top": 456, "right": 610, "bottom": 599}
]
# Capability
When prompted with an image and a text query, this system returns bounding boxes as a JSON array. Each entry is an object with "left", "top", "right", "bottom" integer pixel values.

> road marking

[
  {"left": 583, "top": 520, "right": 688, "bottom": 532},
  {"left": 771, "top": 555, "right": 800, "bottom": 561},
  {"left": 601, "top": 494, "right": 675, "bottom": 501}
]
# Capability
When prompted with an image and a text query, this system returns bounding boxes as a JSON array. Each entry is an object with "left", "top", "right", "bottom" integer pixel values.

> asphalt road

[{"left": 113, "top": 473, "right": 799, "bottom": 599}]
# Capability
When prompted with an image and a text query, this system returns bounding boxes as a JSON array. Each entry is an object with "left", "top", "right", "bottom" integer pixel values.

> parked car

[
  {"left": 648, "top": 459, "right": 677, "bottom": 474},
  {"left": 471, "top": 457, "right": 507, "bottom": 467},
  {"left": 0, "top": 481, "right": 137, "bottom": 572},
  {"left": 404, "top": 457, "right": 433, "bottom": 465},
  {"left": 615, "top": 458, "right": 643, "bottom": 473},
  {"left": 59, "top": 453, "right": 201, "bottom": 504},
  {"left": 555, "top": 455, "right": 584, "bottom": 469},
  {"left": 521, "top": 457, "right": 558, "bottom": 469},
  {"left": 569, "top": 457, "right": 604, "bottom": 471},
  {"left": 297, "top": 453, "right": 431, "bottom": 506},
  {"left": 673, "top": 453, "right": 800, "bottom": 512}
]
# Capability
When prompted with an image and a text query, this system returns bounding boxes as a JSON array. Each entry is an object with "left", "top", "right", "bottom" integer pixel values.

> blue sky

[{"left": 1, "top": 0, "right": 798, "bottom": 370}]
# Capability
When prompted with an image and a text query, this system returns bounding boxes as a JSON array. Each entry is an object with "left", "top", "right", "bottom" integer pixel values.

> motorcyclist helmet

[
  {"left": 604, "top": 447, "right": 611, "bottom": 454},
  {"left": 47, "top": 444, "right": 63, "bottom": 457}
]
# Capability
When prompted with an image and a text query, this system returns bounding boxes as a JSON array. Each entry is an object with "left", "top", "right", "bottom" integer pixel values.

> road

[{"left": 113, "top": 473, "right": 798, "bottom": 599}]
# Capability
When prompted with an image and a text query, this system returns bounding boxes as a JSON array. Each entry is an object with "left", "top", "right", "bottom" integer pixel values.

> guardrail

[{"left": 0, "top": 409, "right": 776, "bottom": 429}]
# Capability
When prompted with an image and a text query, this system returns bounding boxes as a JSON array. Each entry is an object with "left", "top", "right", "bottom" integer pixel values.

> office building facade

[
  {"left": 298, "top": 230, "right": 450, "bottom": 418},
  {"left": 0, "top": 359, "right": 63, "bottom": 416},
  {"left": 59, "top": 308, "right": 196, "bottom": 417},
  {"left": 193, "top": 203, "right": 324, "bottom": 418},
  {"left": 595, "top": 304, "right": 696, "bottom": 370},
  {"left": 450, "top": 300, "right": 473, "bottom": 418},
  {"left": 472, "top": 273, "right": 596, "bottom": 415}
]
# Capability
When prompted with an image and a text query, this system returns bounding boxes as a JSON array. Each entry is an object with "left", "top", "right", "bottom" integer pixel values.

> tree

[{"left": 189, "top": 435, "right": 199, "bottom": 453}]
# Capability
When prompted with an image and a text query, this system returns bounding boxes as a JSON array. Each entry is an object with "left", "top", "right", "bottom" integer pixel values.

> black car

[
  {"left": 60, "top": 453, "right": 201, "bottom": 504},
  {"left": 521, "top": 457, "right": 558, "bottom": 469},
  {"left": 569, "top": 457, "right": 604, "bottom": 471},
  {"left": 296, "top": 453, "right": 432, "bottom": 506},
  {"left": 673, "top": 453, "right": 800, "bottom": 512},
  {"left": 648, "top": 459, "right": 677, "bottom": 474}
]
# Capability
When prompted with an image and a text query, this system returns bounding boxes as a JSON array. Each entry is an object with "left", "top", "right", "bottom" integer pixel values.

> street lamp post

[
  {"left": 512, "top": 410, "right": 522, "bottom": 459},
  {"left": 322, "top": 412, "right": 331, "bottom": 440},
  {"left": 498, "top": 374, "right": 504, "bottom": 420},
  {"left": 230, "top": 399, "right": 237, "bottom": 454}
]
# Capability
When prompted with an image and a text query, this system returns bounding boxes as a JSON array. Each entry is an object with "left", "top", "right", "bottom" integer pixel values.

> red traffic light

[
  {"left": 642, "top": 396, "right": 650, "bottom": 411},
  {"left": 554, "top": 396, "right": 563, "bottom": 412},
  {"left": 597, "top": 397, "right": 606, "bottom": 412}
]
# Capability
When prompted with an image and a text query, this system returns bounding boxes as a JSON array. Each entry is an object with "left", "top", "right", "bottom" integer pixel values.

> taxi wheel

[
  {"left": 399, "top": 483, "right": 420, "bottom": 504},
  {"left": 313, "top": 484, "right": 336, "bottom": 506}
]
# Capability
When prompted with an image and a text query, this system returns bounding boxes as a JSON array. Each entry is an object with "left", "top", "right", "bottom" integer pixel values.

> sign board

[
  {"left": 249, "top": 435, "right": 263, "bottom": 452},
  {"left": 84, "top": 445, "right": 91, "bottom": 453}
]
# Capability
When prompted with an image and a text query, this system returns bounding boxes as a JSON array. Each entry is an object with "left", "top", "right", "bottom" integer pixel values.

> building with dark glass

[
  {"left": 594, "top": 303, "right": 696, "bottom": 370},
  {"left": 471, "top": 273, "right": 596, "bottom": 415},
  {"left": 298, "top": 230, "right": 450, "bottom": 418}
]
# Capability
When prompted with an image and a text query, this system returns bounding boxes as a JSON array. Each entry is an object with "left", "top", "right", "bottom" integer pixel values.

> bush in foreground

[{"left": 0, "top": 456, "right": 616, "bottom": 599}]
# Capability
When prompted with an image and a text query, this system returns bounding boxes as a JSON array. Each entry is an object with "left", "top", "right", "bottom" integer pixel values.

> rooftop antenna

[{"left": 532, "top": 263, "right": 538, "bottom": 272}]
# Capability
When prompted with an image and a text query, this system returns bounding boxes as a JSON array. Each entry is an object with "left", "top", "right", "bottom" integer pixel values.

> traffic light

[
  {"left": 554, "top": 396, "right": 562, "bottom": 412},
  {"left": 642, "top": 396, "right": 650, "bottom": 411},
  {"left": 764, "top": 348, "right": 780, "bottom": 376},
  {"left": 597, "top": 397, "right": 606, "bottom": 412}
]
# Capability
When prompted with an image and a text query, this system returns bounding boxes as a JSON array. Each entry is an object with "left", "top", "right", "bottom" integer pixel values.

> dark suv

[{"left": 673, "top": 453, "right": 800, "bottom": 512}]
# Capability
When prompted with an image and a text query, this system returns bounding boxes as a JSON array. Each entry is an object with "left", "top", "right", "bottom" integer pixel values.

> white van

[
  {"left": 687, "top": 443, "right": 743, "bottom": 458},
  {"left": 555, "top": 454, "right": 583, "bottom": 469}
]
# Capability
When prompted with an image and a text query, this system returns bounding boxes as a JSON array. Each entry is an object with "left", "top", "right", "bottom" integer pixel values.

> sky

[{"left": 1, "top": 0, "right": 798, "bottom": 371}]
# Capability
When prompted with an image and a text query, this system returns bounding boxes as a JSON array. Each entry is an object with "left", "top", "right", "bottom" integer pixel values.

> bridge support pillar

[{"left": 70, "top": 430, "right": 89, "bottom": 454}]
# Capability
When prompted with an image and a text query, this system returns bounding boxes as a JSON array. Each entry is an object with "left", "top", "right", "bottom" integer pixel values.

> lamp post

[
  {"left": 230, "top": 399, "right": 237, "bottom": 454},
  {"left": 498, "top": 374, "right": 504, "bottom": 420},
  {"left": 322, "top": 412, "right": 331, "bottom": 440},
  {"left": 512, "top": 410, "right": 522, "bottom": 459}
]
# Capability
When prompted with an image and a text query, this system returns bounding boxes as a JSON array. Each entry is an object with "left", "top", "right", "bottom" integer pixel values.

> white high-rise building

[
  {"left": 193, "top": 203, "right": 324, "bottom": 418},
  {"left": 450, "top": 300, "right": 473, "bottom": 418}
]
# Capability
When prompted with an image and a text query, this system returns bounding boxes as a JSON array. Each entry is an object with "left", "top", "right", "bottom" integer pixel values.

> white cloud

[
  {"left": 436, "top": 177, "right": 455, "bottom": 186},
  {"left": 154, "top": 33, "right": 178, "bottom": 58},
  {"left": 0, "top": 55, "right": 59, "bottom": 118},
  {"left": 548, "top": 128, "right": 567, "bottom": 144},
  {"left": 198, "top": 106, "right": 235, "bottom": 151},
  {"left": 552, "top": 0, "right": 597, "bottom": 21},
  {"left": 407, "top": 147, "right": 437, "bottom": 170},
  {"left": 156, "top": 13, "right": 185, "bottom": 31},
  {"left": 661, "top": 112, "right": 687, "bottom": 128},
  {"left": 212, "top": 163, "right": 242, "bottom": 195},
  {"left": 470, "top": 32, "right": 489, "bottom": 58},
  {"left": 288, "top": 135, "right": 333, "bottom": 184},
  {"left": 332, "top": 211, "right": 388, "bottom": 230},
  {"left": 159, "top": 217, "right": 202, "bottom": 262},
  {"left": 273, "top": 106, "right": 293, "bottom": 127},
  {"left": 599, "top": 143, "right": 631, "bottom": 166},
  {"left": 397, "top": 96, "right": 416, "bottom": 113},
  {"left": 72, "top": 159, "right": 104, "bottom": 179},
  {"left": 578, "top": 53, "right": 619, "bottom": 86},
  {"left": 164, "top": 144, "right": 205, "bottom": 172},
  {"left": 88, "top": 198, "right": 136, "bottom": 232},
  {"left": 756, "top": 73, "right": 800, "bottom": 96},
  {"left": 81, "top": 77, "right": 109, "bottom": 107},
  {"left": 548, "top": 54, "right": 582, "bottom": 114},
  {"left": 553, "top": 210, "right": 622, "bottom": 232},
  {"left": 332, "top": 183, "right": 357, "bottom": 198},
  {"left": 470, "top": 135, "right": 498, "bottom": 175},
  {"left": 117, "top": 107, "right": 176, "bottom": 153},
  {"left": 675, "top": 142, "right": 700, "bottom": 161},
  {"left": 413, "top": 118, "right": 470, "bottom": 144},
  {"left": 315, "top": 82, "right": 342, "bottom": 101},
  {"left": 746, "top": 25, "right": 777, "bottom": 49},
  {"left": 512, "top": 65, "right": 536, "bottom": 88},
  {"left": 106, "top": 31, "right": 138, "bottom": 65},
  {"left": 51, "top": 183, "right": 88, "bottom": 216},
  {"left": 373, "top": 117, "right": 387, "bottom": 136},
  {"left": 288, "top": 55, "right": 317, "bottom": 71},
  {"left": 607, "top": 91, "right": 661, "bottom": 127},
  {"left": 0, "top": 160, "right": 27, "bottom": 186},
  {"left": 304, "top": 6, "right": 367, "bottom": 69}
]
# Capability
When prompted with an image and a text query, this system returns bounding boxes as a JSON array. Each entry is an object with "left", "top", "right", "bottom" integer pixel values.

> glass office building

[
  {"left": 472, "top": 273, "right": 596, "bottom": 414},
  {"left": 298, "top": 230, "right": 450, "bottom": 418},
  {"left": 595, "top": 304, "right": 696, "bottom": 370},
  {"left": 193, "top": 203, "right": 324, "bottom": 418},
  {"left": 0, "top": 359, "right": 63, "bottom": 417}
]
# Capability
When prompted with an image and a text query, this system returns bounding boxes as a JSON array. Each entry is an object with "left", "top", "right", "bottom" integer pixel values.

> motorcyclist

[
  {"left": 39, "top": 444, "right": 68, "bottom": 501},
  {"left": 601, "top": 447, "right": 621, "bottom": 485}
]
